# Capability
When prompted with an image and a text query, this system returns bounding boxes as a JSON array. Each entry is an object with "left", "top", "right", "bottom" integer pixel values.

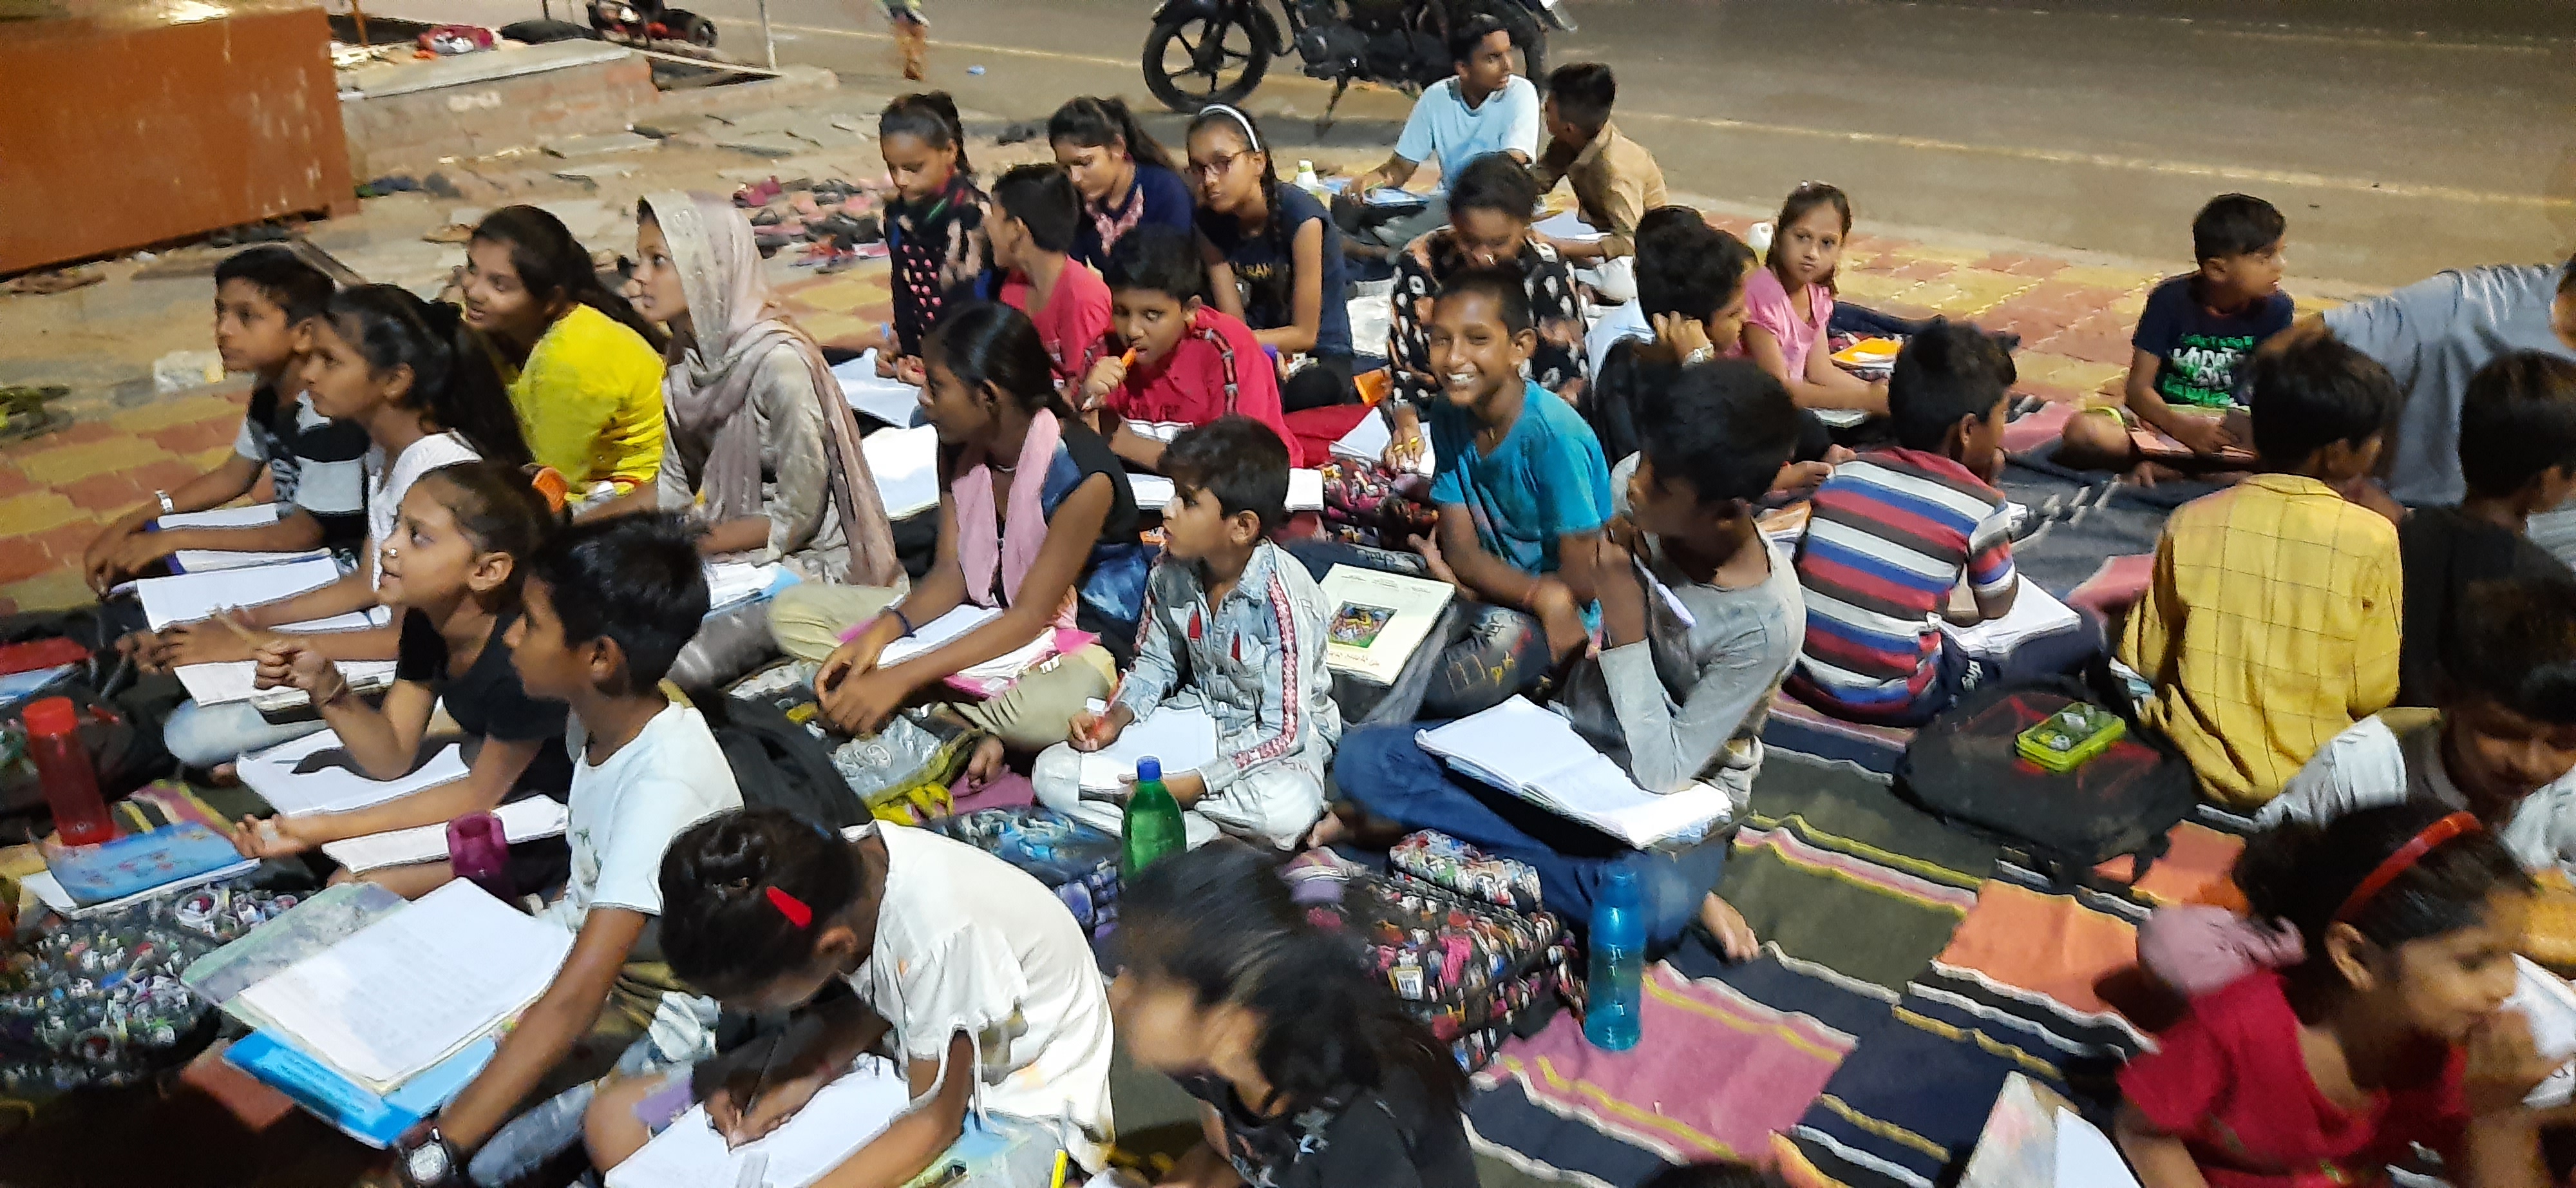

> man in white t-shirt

[
  {"left": 1340, "top": 14, "right": 1541, "bottom": 253},
  {"left": 2261, "top": 575, "right": 2576, "bottom": 874}
]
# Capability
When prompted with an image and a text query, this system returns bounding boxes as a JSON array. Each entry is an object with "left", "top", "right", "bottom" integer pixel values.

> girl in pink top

[{"left": 1742, "top": 183, "right": 1888, "bottom": 416}]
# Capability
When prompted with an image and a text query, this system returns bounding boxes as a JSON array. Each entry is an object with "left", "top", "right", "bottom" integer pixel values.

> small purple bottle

[{"left": 447, "top": 812, "right": 514, "bottom": 903}]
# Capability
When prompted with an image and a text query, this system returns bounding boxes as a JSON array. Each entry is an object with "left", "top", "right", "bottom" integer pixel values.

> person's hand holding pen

[
  {"left": 706, "top": 1033, "right": 829, "bottom": 1149},
  {"left": 1080, "top": 348, "right": 1139, "bottom": 414}
]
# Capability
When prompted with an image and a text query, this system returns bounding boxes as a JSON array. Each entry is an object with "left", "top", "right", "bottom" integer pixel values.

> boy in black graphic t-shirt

[{"left": 2060, "top": 194, "right": 2295, "bottom": 470}]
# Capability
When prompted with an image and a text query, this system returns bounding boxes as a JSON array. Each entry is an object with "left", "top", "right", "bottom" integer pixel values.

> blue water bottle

[{"left": 1582, "top": 865, "right": 1644, "bottom": 1051}]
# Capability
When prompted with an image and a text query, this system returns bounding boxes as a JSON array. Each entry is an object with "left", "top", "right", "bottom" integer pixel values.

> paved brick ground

[{"left": 0, "top": 227, "right": 2334, "bottom": 617}]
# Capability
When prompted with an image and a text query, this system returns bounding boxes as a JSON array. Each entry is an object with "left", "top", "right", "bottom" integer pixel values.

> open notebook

[
  {"left": 319, "top": 798, "right": 570, "bottom": 874},
  {"left": 1414, "top": 697, "right": 1734, "bottom": 848},
  {"left": 1075, "top": 701, "right": 1219, "bottom": 791},
  {"left": 862, "top": 424, "right": 942, "bottom": 519},
  {"left": 606, "top": 1057, "right": 913, "bottom": 1188},
  {"left": 231, "top": 881, "right": 573, "bottom": 1093},
  {"left": 238, "top": 730, "right": 473, "bottom": 818},
  {"left": 1939, "top": 580, "right": 2082, "bottom": 660},
  {"left": 137, "top": 556, "right": 344, "bottom": 631}
]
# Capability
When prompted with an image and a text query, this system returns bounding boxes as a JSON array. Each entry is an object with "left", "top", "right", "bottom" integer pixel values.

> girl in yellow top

[{"left": 462, "top": 206, "right": 669, "bottom": 505}]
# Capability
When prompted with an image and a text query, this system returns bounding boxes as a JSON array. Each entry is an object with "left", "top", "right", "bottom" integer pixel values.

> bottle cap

[
  {"left": 21, "top": 696, "right": 77, "bottom": 738},
  {"left": 1137, "top": 758, "right": 1160, "bottom": 782}
]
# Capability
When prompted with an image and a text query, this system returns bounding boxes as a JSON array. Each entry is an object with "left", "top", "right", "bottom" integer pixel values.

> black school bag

[
  {"left": 1893, "top": 672, "right": 2197, "bottom": 887},
  {"left": 693, "top": 693, "right": 866, "bottom": 831}
]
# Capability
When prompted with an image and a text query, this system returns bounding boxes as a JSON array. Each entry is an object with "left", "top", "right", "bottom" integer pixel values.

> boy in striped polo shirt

[{"left": 1788, "top": 322, "right": 2098, "bottom": 725}]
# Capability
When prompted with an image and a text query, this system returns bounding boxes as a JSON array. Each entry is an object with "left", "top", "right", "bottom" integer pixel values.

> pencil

[
  {"left": 732, "top": 1031, "right": 790, "bottom": 1145},
  {"left": 1049, "top": 1149, "right": 1069, "bottom": 1188}
]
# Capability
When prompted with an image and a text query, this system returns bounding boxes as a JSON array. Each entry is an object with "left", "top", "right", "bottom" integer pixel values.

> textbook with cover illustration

[{"left": 1318, "top": 565, "right": 1454, "bottom": 684}]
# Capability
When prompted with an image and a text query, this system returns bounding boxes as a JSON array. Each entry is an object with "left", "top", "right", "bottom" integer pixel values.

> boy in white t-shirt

[
  {"left": 390, "top": 513, "right": 743, "bottom": 1188},
  {"left": 1340, "top": 13, "right": 1541, "bottom": 254},
  {"left": 2263, "top": 574, "right": 2576, "bottom": 872}
]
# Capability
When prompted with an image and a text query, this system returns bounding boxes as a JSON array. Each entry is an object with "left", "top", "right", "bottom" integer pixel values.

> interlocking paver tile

[
  {"left": 13, "top": 439, "right": 181, "bottom": 486},
  {"left": 2014, "top": 353, "right": 2128, "bottom": 396}
]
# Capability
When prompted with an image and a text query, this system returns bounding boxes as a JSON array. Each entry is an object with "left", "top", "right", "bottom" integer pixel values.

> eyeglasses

[{"left": 1187, "top": 150, "right": 1247, "bottom": 181}]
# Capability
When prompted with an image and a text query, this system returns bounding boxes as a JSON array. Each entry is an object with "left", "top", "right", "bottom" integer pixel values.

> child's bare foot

[
  {"left": 1302, "top": 809, "right": 1351, "bottom": 851},
  {"left": 1699, "top": 893, "right": 1758, "bottom": 962}
]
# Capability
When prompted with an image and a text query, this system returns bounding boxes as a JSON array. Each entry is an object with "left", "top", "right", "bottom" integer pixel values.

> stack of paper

[
  {"left": 238, "top": 730, "right": 473, "bottom": 818},
  {"left": 607, "top": 1058, "right": 912, "bottom": 1188},
  {"left": 157, "top": 504, "right": 284, "bottom": 530},
  {"left": 1076, "top": 703, "right": 1220, "bottom": 790},
  {"left": 1940, "top": 580, "right": 2081, "bottom": 660},
  {"left": 876, "top": 606, "right": 1051, "bottom": 684},
  {"left": 137, "top": 557, "right": 344, "bottom": 631},
  {"left": 320, "top": 798, "right": 569, "bottom": 874},
  {"left": 1127, "top": 474, "right": 1176, "bottom": 510},
  {"left": 1319, "top": 565, "right": 1454, "bottom": 684},
  {"left": 2512, "top": 955, "right": 2576, "bottom": 1109},
  {"left": 231, "top": 881, "right": 574, "bottom": 1093},
  {"left": 1129, "top": 467, "right": 1321, "bottom": 514},
  {"left": 171, "top": 547, "right": 332, "bottom": 573},
  {"left": 862, "top": 424, "right": 942, "bottom": 519},
  {"left": 1416, "top": 697, "right": 1735, "bottom": 848},
  {"left": 832, "top": 350, "right": 923, "bottom": 428}
]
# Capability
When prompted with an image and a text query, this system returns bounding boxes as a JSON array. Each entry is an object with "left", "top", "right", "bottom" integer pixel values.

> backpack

[
  {"left": 694, "top": 692, "right": 866, "bottom": 832},
  {"left": 1893, "top": 673, "right": 2198, "bottom": 888}
]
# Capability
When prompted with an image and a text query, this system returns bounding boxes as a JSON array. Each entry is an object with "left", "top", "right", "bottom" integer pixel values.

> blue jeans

[
  {"left": 162, "top": 698, "right": 330, "bottom": 768},
  {"left": 1332, "top": 723, "right": 1730, "bottom": 950}
]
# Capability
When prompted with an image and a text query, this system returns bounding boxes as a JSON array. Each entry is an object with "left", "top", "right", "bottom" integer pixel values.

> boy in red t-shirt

[
  {"left": 987, "top": 163, "right": 1112, "bottom": 390},
  {"left": 1077, "top": 224, "right": 1298, "bottom": 472}
]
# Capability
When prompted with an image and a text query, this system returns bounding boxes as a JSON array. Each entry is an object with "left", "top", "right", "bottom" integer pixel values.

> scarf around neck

[{"left": 952, "top": 407, "right": 1078, "bottom": 631}]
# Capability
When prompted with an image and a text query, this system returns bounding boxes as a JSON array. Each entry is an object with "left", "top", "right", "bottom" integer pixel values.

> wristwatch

[{"left": 396, "top": 1128, "right": 462, "bottom": 1186}]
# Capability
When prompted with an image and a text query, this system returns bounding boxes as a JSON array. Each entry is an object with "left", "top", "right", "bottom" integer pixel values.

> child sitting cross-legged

[
  {"left": 1112, "top": 844, "right": 1478, "bottom": 1188},
  {"left": 1401, "top": 267, "right": 1616, "bottom": 718},
  {"left": 583, "top": 807, "right": 1117, "bottom": 1178},
  {"left": 1077, "top": 224, "right": 1298, "bottom": 470},
  {"left": 2264, "top": 574, "right": 2576, "bottom": 872},
  {"left": 1327, "top": 359, "right": 1806, "bottom": 951},
  {"left": 1033, "top": 416, "right": 1340, "bottom": 850},
  {"left": 2058, "top": 194, "right": 2293, "bottom": 471},
  {"left": 232, "top": 461, "right": 573, "bottom": 897},
  {"left": 1788, "top": 321, "right": 2098, "bottom": 727},
  {"left": 2116, "top": 802, "right": 2552, "bottom": 1188},
  {"left": 2121, "top": 336, "right": 2405, "bottom": 808},
  {"left": 388, "top": 513, "right": 743, "bottom": 1187},
  {"left": 2396, "top": 352, "right": 2576, "bottom": 704}
]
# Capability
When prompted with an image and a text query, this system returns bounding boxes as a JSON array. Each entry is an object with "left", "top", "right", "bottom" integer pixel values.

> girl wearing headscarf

[{"left": 629, "top": 191, "right": 902, "bottom": 589}]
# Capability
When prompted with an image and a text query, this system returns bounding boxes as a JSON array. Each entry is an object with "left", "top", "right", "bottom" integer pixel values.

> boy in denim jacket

[{"left": 1034, "top": 417, "right": 1340, "bottom": 847}]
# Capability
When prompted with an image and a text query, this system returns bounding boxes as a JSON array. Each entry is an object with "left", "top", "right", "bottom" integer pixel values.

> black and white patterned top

[{"left": 1387, "top": 229, "right": 1586, "bottom": 409}]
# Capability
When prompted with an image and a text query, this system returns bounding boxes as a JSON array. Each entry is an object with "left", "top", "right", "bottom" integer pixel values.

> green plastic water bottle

[{"left": 1121, "top": 758, "right": 1186, "bottom": 874}]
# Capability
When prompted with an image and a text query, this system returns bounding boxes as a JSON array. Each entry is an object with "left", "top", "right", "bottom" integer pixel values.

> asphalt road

[{"left": 597, "top": 0, "right": 2576, "bottom": 288}]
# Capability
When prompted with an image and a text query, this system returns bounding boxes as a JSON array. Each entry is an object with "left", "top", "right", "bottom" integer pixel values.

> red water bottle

[
  {"left": 22, "top": 697, "right": 115, "bottom": 847},
  {"left": 447, "top": 811, "right": 515, "bottom": 903}
]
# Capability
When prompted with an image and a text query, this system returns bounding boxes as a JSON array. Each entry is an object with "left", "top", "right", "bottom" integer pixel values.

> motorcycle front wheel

[{"left": 1142, "top": 10, "right": 1274, "bottom": 113}]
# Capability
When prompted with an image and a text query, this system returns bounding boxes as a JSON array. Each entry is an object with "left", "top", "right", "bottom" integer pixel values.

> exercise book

[
  {"left": 607, "top": 1056, "right": 913, "bottom": 1188},
  {"left": 1318, "top": 565, "right": 1454, "bottom": 684},
  {"left": 232, "top": 880, "right": 574, "bottom": 1092},
  {"left": 1074, "top": 700, "right": 1220, "bottom": 791},
  {"left": 319, "top": 797, "right": 570, "bottom": 874},
  {"left": 238, "top": 730, "right": 473, "bottom": 818},
  {"left": 137, "top": 556, "right": 344, "bottom": 631},
  {"left": 1416, "top": 697, "right": 1734, "bottom": 847}
]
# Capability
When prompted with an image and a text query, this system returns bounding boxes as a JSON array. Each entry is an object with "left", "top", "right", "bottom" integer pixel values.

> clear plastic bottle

[
  {"left": 1121, "top": 758, "right": 1187, "bottom": 876},
  {"left": 1294, "top": 159, "right": 1321, "bottom": 195},
  {"left": 21, "top": 696, "right": 115, "bottom": 847},
  {"left": 1582, "top": 865, "right": 1645, "bottom": 1051}
]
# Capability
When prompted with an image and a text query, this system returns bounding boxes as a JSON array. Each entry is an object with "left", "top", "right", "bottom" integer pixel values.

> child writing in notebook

[
  {"left": 389, "top": 513, "right": 743, "bottom": 1187},
  {"left": 462, "top": 206, "right": 668, "bottom": 508},
  {"left": 767, "top": 303, "right": 1148, "bottom": 757},
  {"left": 231, "top": 461, "right": 573, "bottom": 898},
  {"left": 84, "top": 246, "right": 369, "bottom": 593},
  {"left": 1077, "top": 224, "right": 1298, "bottom": 471},
  {"left": 1113, "top": 843, "right": 1477, "bottom": 1188},
  {"left": 983, "top": 163, "right": 1113, "bottom": 388},
  {"left": 1742, "top": 183, "right": 1886, "bottom": 416},
  {"left": 1034, "top": 417, "right": 1339, "bottom": 850},
  {"left": 135, "top": 285, "right": 533, "bottom": 769},
  {"left": 2116, "top": 801, "right": 2552, "bottom": 1188},
  {"left": 583, "top": 807, "right": 1117, "bottom": 1178}
]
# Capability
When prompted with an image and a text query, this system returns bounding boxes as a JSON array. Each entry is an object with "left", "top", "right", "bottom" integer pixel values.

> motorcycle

[{"left": 1142, "top": 0, "right": 1575, "bottom": 117}]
